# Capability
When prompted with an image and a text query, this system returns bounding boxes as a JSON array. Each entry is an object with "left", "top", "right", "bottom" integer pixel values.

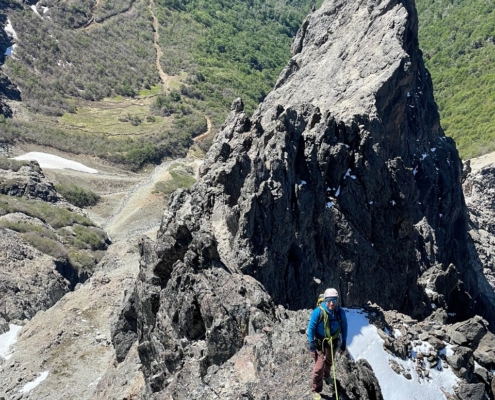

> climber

[{"left": 307, "top": 288, "right": 348, "bottom": 400}]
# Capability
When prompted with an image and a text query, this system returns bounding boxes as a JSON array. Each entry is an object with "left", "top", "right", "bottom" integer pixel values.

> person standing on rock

[{"left": 307, "top": 288, "right": 348, "bottom": 400}]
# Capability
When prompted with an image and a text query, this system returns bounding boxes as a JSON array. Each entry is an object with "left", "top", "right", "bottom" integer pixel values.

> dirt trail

[
  {"left": 193, "top": 115, "right": 214, "bottom": 141},
  {"left": 149, "top": 0, "right": 172, "bottom": 91}
]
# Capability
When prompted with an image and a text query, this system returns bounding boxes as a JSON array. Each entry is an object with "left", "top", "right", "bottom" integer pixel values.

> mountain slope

[
  {"left": 416, "top": 0, "right": 495, "bottom": 159},
  {"left": 113, "top": 0, "right": 495, "bottom": 397},
  {"left": 0, "top": 0, "right": 322, "bottom": 170}
]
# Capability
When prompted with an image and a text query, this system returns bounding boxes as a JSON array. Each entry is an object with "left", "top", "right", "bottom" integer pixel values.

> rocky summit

[{"left": 112, "top": 0, "right": 495, "bottom": 398}]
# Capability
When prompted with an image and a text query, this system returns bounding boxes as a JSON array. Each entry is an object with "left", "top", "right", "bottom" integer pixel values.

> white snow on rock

[
  {"left": 19, "top": 371, "right": 49, "bottom": 393},
  {"left": 14, "top": 152, "right": 99, "bottom": 174},
  {"left": 5, "top": 45, "right": 16, "bottom": 56},
  {"left": 5, "top": 18, "right": 18, "bottom": 39},
  {"left": 347, "top": 308, "right": 460, "bottom": 400},
  {"left": 31, "top": 5, "right": 42, "bottom": 17},
  {"left": 0, "top": 324, "right": 22, "bottom": 360}
]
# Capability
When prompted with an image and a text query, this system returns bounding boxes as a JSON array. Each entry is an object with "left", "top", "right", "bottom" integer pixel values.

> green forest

[
  {"left": 1, "top": 0, "right": 494, "bottom": 165},
  {"left": 1, "top": 0, "right": 321, "bottom": 170},
  {"left": 416, "top": 0, "right": 495, "bottom": 159}
]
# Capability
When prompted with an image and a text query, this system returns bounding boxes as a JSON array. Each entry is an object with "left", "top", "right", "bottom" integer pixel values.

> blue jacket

[{"left": 307, "top": 302, "right": 347, "bottom": 351}]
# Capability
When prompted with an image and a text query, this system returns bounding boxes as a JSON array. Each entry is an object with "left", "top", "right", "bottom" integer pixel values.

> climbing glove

[{"left": 340, "top": 340, "right": 346, "bottom": 352}]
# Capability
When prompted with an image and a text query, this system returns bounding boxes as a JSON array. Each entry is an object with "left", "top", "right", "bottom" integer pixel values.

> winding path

[{"left": 149, "top": 0, "right": 172, "bottom": 91}]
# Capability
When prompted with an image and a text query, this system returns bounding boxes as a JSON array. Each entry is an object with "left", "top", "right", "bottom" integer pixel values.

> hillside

[
  {"left": 0, "top": 0, "right": 322, "bottom": 171},
  {"left": 416, "top": 0, "right": 495, "bottom": 159}
]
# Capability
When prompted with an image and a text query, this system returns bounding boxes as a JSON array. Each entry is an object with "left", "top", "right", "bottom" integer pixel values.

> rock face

[
  {"left": 464, "top": 166, "right": 495, "bottom": 300},
  {"left": 116, "top": 0, "right": 495, "bottom": 397},
  {"left": 0, "top": 161, "right": 109, "bottom": 331},
  {"left": 0, "top": 227, "right": 70, "bottom": 327},
  {"left": 0, "top": 160, "right": 61, "bottom": 201}
]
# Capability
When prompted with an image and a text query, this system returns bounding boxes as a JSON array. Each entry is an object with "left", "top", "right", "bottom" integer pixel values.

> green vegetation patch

[
  {"left": 0, "top": 194, "right": 93, "bottom": 228},
  {"left": 417, "top": 0, "right": 495, "bottom": 159},
  {"left": 57, "top": 97, "right": 171, "bottom": 136},
  {"left": 69, "top": 225, "right": 108, "bottom": 251},
  {"left": 0, "top": 157, "right": 40, "bottom": 172},
  {"left": 4, "top": 0, "right": 159, "bottom": 115},
  {"left": 156, "top": 0, "right": 324, "bottom": 124},
  {"left": 2, "top": 0, "right": 324, "bottom": 169},
  {"left": 154, "top": 163, "right": 197, "bottom": 195},
  {"left": 55, "top": 183, "right": 101, "bottom": 208},
  {"left": 22, "top": 232, "right": 69, "bottom": 260},
  {"left": 0, "top": 220, "right": 58, "bottom": 240},
  {"left": 0, "top": 195, "right": 107, "bottom": 266}
]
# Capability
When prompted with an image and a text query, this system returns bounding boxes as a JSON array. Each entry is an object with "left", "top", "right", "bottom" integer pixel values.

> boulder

[
  {"left": 447, "top": 346, "right": 474, "bottom": 381},
  {"left": 473, "top": 331, "right": 495, "bottom": 370},
  {"left": 456, "top": 383, "right": 485, "bottom": 400},
  {"left": 447, "top": 316, "right": 488, "bottom": 347}
]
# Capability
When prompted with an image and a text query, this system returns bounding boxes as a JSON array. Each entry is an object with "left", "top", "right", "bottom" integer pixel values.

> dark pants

[{"left": 312, "top": 339, "right": 338, "bottom": 393}]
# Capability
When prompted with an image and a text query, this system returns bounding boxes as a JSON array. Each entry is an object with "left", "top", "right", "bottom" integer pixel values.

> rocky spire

[{"left": 114, "top": 0, "right": 495, "bottom": 396}]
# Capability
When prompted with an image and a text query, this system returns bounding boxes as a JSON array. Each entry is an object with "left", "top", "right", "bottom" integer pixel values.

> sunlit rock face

[{"left": 116, "top": 0, "right": 495, "bottom": 397}]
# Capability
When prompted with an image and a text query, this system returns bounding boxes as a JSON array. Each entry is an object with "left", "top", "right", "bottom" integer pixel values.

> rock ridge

[{"left": 116, "top": 0, "right": 495, "bottom": 397}]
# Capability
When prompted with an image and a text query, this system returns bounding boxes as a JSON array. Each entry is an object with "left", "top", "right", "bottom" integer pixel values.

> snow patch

[
  {"left": 5, "top": 19, "right": 18, "bottom": 39},
  {"left": 390, "top": 200, "right": 396, "bottom": 206},
  {"left": 31, "top": 5, "right": 42, "bottom": 17},
  {"left": 413, "top": 166, "right": 418, "bottom": 176},
  {"left": 5, "top": 45, "right": 16, "bottom": 56},
  {"left": 0, "top": 324, "right": 22, "bottom": 360},
  {"left": 13, "top": 152, "right": 99, "bottom": 174},
  {"left": 347, "top": 309, "right": 460, "bottom": 400},
  {"left": 335, "top": 186, "right": 340, "bottom": 197},
  {"left": 327, "top": 202, "right": 334, "bottom": 209},
  {"left": 421, "top": 153, "right": 428, "bottom": 161},
  {"left": 19, "top": 371, "right": 49, "bottom": 393},
  {"left": 313, "top": 277, "right": 321, "bottom": 284},
  {"left": 300, "top": 180, "right": 307, "bottom": 186}
]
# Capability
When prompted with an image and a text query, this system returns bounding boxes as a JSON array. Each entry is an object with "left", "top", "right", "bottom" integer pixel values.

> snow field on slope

[
  {"left": 14, "top": 152, "right": 99, "bottom": 174},
  {"left": 0, "top": 324, "right": 22, "bottom": 360}
]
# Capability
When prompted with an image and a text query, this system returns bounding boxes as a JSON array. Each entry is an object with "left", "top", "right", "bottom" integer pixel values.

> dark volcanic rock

[
  {"left": 0, "top": 161, "right": 61, "bottom": 202},
  {"left": 117, "top": 0, "right": 495, "bottom": 397},
  {"left": 0, "top": 227, "right": 70, "bottom": 323}
]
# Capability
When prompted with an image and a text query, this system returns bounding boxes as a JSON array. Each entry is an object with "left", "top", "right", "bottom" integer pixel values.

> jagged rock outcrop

[
  {"left": 0, "top": 160, "right": 61, "bottom": 201},
  {"left": 116, "top": 0, "right": 495, "bottom": 397},
  {"left": 0, "top": 161, "right": 109, "bottom": 331},
  {"left": 463, "top": 165, "right": 495, "bottom": 297},
  {"left": 0, "top": 227, "right": 70, "bottom": 330}
]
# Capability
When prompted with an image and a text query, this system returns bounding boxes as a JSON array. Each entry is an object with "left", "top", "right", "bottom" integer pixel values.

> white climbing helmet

[{"left": 324, "top": 288, "right": 339, "bottom": 299}]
